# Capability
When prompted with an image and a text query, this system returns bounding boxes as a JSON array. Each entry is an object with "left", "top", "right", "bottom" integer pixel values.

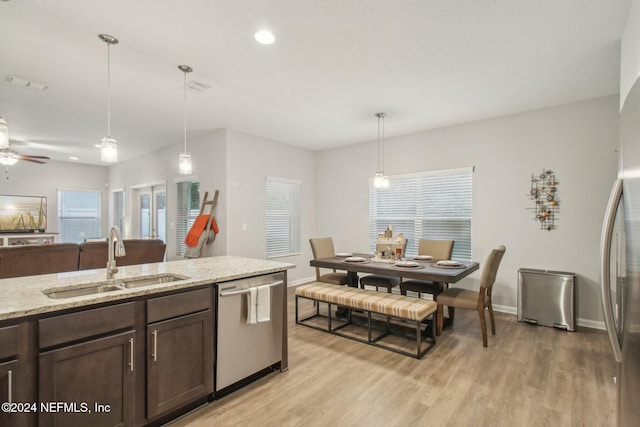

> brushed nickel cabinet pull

[
  {"left": 129, "top": 337, "right": 134, "bottom": 372},
  {"left": 152, "top": 330, "right": 158, "bottom": 362},
  {"left": 7, "top": 370, "right": 12, "bottom": 404}
]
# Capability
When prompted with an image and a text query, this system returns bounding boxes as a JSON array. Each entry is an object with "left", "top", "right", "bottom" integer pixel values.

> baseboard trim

[
  {"left": 287, "top": 276, "right": 316, "bottom": 287},
  {"left": 492, "top": 304, "right": 605, "bottom": 330}
]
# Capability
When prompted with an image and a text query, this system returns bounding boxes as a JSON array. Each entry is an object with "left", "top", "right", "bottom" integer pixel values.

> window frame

[
  {"left": 112, "top": 188, "right": 126, "bottom": 238},
  {"left": 57, "top": 188, "right": 103, "bottom": 243},
  {"left": 266, "top": 176, "right": 302, "bottom": 259},
  {"left": 176, "top": 178, "right": 201, "bottom": 256}
]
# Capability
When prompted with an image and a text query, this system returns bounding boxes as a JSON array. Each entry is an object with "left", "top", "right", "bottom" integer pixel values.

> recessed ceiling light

[
  {"left": 94, "top": 144, "right": 102, "bottom": 148},
  {"left": 254, "top": 30, "right": 275, "bottom": 45},
  {"left": 69, "top": 156, "right": 79, "bottom": 161}
]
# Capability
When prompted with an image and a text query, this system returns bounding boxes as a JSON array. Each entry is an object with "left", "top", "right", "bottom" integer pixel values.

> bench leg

[
  {"left": 295, "top": 294, "right": 437, "bottom": 359},
  {"left": 415, "top": 320, "right": 422, "bottom": 357}
]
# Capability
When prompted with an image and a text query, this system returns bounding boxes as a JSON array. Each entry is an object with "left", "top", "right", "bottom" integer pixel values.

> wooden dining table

[{"left": 310, "top": 254, "right": 479, "bottom": 289}]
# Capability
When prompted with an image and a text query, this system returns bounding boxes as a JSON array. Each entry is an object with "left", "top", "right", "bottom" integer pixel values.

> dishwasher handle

[{"left": 219, "top": 280, "right": 283, "bottom": 297}]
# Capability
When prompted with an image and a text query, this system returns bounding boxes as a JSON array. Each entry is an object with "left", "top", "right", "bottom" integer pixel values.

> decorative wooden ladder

[{"left": 193, "top": 189, "right": 219, "bottom": 258}]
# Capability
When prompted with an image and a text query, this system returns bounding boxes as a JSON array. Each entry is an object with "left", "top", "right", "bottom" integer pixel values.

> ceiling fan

[
  {"left": 0, "top": 147, "right": 50, "bottom": 165},
  {"left": 0, "top": 117, "right": 50, "bottom": 165}
]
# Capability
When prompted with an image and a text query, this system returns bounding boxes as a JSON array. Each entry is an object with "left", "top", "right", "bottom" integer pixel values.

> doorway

[{"left": 132, "top": 183, "right": 166, "bottom": 241}]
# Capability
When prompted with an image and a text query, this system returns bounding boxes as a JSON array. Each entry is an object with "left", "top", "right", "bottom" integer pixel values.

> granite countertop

[{"left": 0, "top": 256, "right": 295, "bottom": 321}]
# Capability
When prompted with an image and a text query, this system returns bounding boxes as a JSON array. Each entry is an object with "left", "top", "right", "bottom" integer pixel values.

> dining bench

[{"left": 295, "top": 282, "right": 437, "bottom": 358}]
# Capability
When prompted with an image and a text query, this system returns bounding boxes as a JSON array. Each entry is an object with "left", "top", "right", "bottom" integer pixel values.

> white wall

[
  {"left": 621, "top": 0, "right": 640, "bottom": 109},
  {"left": 225, "top": 129, "right": 316, "bottom": 284},
  {"left": 316, "top": 96, "right": 619, "bottom": 326},
  {"left": 0, "top": 160, "right": 108, "bottom": 236}
]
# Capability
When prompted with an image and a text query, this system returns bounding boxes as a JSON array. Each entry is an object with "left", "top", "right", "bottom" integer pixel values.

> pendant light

[
  {"left": 0, "top": 117, "right": 18, "bottom": 166},
  {"left": 0, "top": 117, "right": 9, "bottom": 149},
  {"left": 178, "top": 65, "right": 193, "bottom": 174},
  {"left": 373, "top": 112, "right": 389, "bottom": 189},
  {"left": 99, "top": 34, "right": 119, "bottom": 163}
]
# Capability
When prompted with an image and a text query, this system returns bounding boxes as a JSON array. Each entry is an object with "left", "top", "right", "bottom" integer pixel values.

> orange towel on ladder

[{"left": 185, "top": 215, "right": 211, "bottom": 247}]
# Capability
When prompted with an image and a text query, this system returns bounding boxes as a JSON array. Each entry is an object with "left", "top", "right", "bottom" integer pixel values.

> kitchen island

[{"left": 0, "top": 256, "right": 294, "bottom": 427}]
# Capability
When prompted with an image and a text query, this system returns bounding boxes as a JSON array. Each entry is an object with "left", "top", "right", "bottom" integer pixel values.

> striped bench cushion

[{"left": 296, "top": 282, "right": 436, "bottom": 321}]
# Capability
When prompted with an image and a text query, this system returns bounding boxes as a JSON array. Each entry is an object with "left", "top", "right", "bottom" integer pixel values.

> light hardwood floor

[{"left": 170, "top": 286, "right": 617, "bottom": 427}]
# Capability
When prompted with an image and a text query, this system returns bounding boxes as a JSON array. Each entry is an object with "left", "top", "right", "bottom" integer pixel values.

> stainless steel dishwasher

[{"left": 215, "top": 272, "right": 284, "bottom": 392}]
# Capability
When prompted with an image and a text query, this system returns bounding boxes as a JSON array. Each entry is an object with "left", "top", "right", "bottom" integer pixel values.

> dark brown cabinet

[
  {"left": 146, "top": 310, "right": 213, "bottom": 419},
  {"left": 145, "top": 287, "right": 213, "bottom": 420},
  {"left": 0, "top": 323, "right": 32, "bottom": 427},
  {"left": 38, "top": 330, "right": 136, "bottom": 427},
  {"left": 3, "top": 280, "right": 236, "bottom": 426},
  {"left": 0, "top": 359, "right": 20, "bottom": 427},
  {"left": 37, "top": 303, "right": 136, "bottom": 427}
]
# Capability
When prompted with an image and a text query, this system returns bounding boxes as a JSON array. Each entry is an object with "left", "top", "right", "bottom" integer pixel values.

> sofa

[{"left": 0, "top": 239, "right": 166, "bottom": 279}]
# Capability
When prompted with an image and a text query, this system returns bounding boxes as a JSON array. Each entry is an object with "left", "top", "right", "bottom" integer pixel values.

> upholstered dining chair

[
  {"left": 359, "top": 239, "right": 409, "bottom": 293},
  {"left": 399, "top": 239, "right": 454, "bottom": 298},
  {"left": 436, "top": 245, "right": 506, "bottom": 347},
  {"left": 309, "top": 237, "right": 349, "bottom": 285}
]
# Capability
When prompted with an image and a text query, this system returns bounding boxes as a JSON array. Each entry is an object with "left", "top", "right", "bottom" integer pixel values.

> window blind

[
  {"left": 369, "top": 167, "right": 473, "bottom": 260},
  {"left": 266, "top": 177, "right": 301, "bottom": 258},
  {"left": 57, "top": 189, "right": 102, "bottom": 243},
  {"left": 113, "top": 190, "right": 125, "bottom": 237},
  {"left": 176, "top": 180, "right": 200, "bottom": 256}
]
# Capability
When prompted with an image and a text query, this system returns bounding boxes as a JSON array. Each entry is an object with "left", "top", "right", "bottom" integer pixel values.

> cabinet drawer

[
  {"left": 39, "top": 302, "right": 135, "bottom": 349},
  {"left": 0, "top": 325, "right": 19, "bottom": 359},
  {"left": 147, "top": 287, "right": 212, "bottom": 323}
]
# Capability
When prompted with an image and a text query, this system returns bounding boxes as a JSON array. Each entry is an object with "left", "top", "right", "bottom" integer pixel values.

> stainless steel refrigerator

[{"left": 601, "top": 75, "right": 640, "bottom": 427}]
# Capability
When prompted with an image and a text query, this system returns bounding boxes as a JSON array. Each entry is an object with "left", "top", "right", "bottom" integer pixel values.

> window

[
  {"left": 113, "top": 189, "right": 125, "bottom": 237},
  {"left": 369, "top": 167, "right": 473, "bottom": 260},
  {"left": 266, "top": 177, "right": 301, "bottom": 258},
  {"left": 176, "top": 180, "right": 200, "bottom": 256},
  {"left": 57, "top": 189, "right": 102, "bottom": 243}
]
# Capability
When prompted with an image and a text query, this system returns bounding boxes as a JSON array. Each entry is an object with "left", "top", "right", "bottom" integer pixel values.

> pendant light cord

[
  {"left": 377, "top": 115, "right": 381, "bottom": 171},
  {"left": 183, "top": 70, "right": 187, "bottom": 152},
  {"left": 376, "top": 112, "right": 385, "bottom": 173},
  {"left": 381, "top": 114, "right": 384, "bottom": 172},
  {"left": 107, "top": 42, "right": 111, "bottom": 138}
]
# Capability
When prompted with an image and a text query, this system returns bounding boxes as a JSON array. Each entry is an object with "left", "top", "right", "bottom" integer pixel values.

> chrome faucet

[{"left": 106, "top": 225, "right": 126, "bottom": 279}]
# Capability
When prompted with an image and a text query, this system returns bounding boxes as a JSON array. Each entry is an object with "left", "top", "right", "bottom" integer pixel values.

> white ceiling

[{"left": 0, "top": 0, "right": 631, "bottom": 165}]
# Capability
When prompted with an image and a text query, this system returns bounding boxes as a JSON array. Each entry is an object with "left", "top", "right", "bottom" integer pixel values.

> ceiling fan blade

[
  {"left": 20, "top": 157, "right": 47, "bottom": 164},
  {"left": 19, "top": 154, "right": 50, "bottom": 160}
]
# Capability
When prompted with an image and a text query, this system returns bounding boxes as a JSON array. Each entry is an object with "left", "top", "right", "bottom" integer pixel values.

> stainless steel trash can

[{"left": 517, "top": 268, "right": 576, "bottom": 331}]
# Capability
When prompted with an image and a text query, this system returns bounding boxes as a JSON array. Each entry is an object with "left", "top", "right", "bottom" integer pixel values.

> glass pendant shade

[
  {"left": 374, "top": 172, "right": 389, "bottom": 189},
  {"left": 0, "top": 118, "right": 8, "bottom": 148},
  {"left": 179, "top": 152, "right": 192, "bottom": 174},
  {"left": 0, "top": 117, "right": 19, "bottom": 165},
  {"left": 0, "top": 153, "right": 18, "bottom": 166},
  {"left": 101, "top": 137, "right": 118, "bottom": 162}
]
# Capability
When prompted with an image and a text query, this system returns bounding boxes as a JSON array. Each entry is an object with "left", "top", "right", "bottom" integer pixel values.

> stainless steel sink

[
  {"left": 117, "top": 273, "right": 187, "bottom": 289},
  {"left": 43, "top": 274, "right": 189, "bottom": 299},
  {"left": 44, "top": 284, "right": 125, "bottom": 299}
]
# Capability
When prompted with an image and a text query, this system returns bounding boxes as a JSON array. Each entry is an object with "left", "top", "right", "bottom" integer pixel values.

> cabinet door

[
  {"left": 39, "top": 330, "right": 135, "bottom": 427},
  {"left": 0, "top": 359, "right": 19, "bottom": 427},
  {"left": 147, "top": 310, "right": 213, "bottom": 419}
]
